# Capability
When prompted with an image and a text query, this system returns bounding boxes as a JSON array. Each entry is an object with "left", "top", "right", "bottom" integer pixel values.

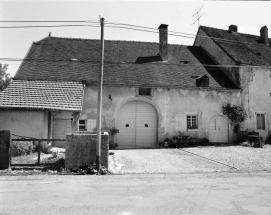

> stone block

[{"left": 65, "top": 133, "right": 109, "bottom": 169}]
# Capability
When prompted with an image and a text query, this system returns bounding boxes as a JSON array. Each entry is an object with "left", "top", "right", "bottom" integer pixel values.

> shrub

[
  {"left": 12, "top": 141, "right": 35, "bottom": 156},
  {"left": 222, "top": 103, "right": 247, "bottom": 132}
]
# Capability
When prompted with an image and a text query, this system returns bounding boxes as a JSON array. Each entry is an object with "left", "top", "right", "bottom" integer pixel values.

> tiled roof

[
  {"left": 199, "top": 26, "right": 271, "bottom": 66},
  {"left": 0, "top": 80, "right": 84, "bottom": 111},
  {"left": 14, "top": 36, "right": 237, "bottom": 90}
]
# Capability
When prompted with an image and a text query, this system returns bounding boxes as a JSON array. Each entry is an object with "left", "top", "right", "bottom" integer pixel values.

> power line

[
  {"left": 0, "top": 20, "right": 268, "bottom": 47},
  {"left": 0, "top": 24, "right": 100, "bottom": 28},
  {"left": 0, "top": 20, "right": 99, "bottom": 23},
  {"left": 105, "top": 23, "right": 264, "bottom": 47}
]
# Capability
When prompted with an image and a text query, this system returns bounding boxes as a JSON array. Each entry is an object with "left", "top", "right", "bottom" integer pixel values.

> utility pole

[{"left": 96, "top": 17, "right": 104, "bottom": 171}]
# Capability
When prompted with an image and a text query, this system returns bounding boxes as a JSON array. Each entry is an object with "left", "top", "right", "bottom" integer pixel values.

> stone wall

[{"left": 65, "top": 133, "right": 109, "bottom": 169}]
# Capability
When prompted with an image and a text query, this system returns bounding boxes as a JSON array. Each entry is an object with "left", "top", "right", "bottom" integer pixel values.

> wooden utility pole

[{"left": 96, "top": 17, "right": 105, "bottom": 171}]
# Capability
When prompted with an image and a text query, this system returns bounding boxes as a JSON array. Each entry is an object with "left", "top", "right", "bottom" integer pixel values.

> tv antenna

[{"left": 192, "top": 5, "right": 205, "bottom": 27}]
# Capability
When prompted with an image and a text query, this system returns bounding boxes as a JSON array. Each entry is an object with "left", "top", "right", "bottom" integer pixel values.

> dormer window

[{"left": 196, "top": 75, "right": 209, "bottom": 87}]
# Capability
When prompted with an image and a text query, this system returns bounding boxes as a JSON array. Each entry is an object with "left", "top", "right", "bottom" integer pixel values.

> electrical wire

[
  {"left": 105, "top": 21, "right": 196, "bottom": 36},
  {"left": 0, "top": 20, "right": 99, "bottom": 23},
  {"left": 105, "top": 23, "right": 264, "bottom": 46},
  {"left": 0, "top": 19, "right": 267, "bottom": 47},
  {"left": 0, "top": 24, "right": 100, "bottom": 28}
]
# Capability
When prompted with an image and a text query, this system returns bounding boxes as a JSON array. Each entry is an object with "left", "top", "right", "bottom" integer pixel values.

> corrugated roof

[
  {"left": 199, "top": 26, "right": 271, "bottom": 66},
  {"left": 0, "top": 80, "right": 84, "bottom": 111},
  {"left": 14, "top": 36, "right": 237, "bottom": 90}
]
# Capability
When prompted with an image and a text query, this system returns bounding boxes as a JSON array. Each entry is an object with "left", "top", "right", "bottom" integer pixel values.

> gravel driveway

[{"left": 108, "top": 145, "right": 271, "bottom": 174}]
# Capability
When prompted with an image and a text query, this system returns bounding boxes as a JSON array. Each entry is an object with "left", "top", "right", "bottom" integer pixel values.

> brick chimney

[
  {"left": 260, "top": 26, "right": 268, "bottom": 45},
  {"left": 158, "top": 24, "right": 168, "bottom": 60},
  {"left": 229, "top": 25, "right": 238, "bottom": 33}
]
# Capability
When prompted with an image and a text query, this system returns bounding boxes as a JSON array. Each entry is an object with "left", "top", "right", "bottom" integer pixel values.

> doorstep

[{"left": 11, "top": 166, "right": 45, "bottom": 171}]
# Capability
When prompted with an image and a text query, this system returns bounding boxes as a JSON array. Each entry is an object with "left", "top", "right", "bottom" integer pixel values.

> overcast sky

[{"left": 1, "top": 0, "right": 270, "bottom": 77}]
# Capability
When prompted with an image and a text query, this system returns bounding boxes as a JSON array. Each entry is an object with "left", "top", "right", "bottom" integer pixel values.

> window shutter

[
  {"left": 268, "top": 112, "right": 271, "bottom": 132},
  {"left": 174, "top": 114, "right": 187, "bottom": 132},
  {"left": 86, "top": 119, "right": 96, "bottom": 132}
]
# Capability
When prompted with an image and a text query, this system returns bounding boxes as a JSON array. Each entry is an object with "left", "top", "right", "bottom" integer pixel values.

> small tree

[
  {"left": 222, "top": 103, "right": 248, "bottom": 132},
  {"left": 0, "top": 63, "right": 11, "bottom": 91}
]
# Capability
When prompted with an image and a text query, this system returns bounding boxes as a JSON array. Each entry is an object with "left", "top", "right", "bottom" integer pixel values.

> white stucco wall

[
  {"left": 81, "top": 85, "right": 241, "bottom": 144},
  {"left": 0, "top": 110, "right": 49, "bottom": 147},
  {"left": 240, "top": 67, "right": 271, "bottom": 139}
]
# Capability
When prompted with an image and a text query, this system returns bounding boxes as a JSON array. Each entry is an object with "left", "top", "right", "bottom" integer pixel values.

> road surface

[{"left": 1, "top": 172, "right": 271, "bottom": 215}]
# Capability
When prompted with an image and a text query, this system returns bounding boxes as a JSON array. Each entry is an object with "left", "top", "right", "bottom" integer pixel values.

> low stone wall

[{"left": 65, "top": 133, "right": 109, "bottom": 169}]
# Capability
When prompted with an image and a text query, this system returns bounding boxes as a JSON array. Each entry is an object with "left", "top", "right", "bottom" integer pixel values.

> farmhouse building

[
  {"left": 0, "top": 24, "right": 241, "bottom": 148},
  {"left": 194, "top": 24, "right": 271, "bottom": 141}
]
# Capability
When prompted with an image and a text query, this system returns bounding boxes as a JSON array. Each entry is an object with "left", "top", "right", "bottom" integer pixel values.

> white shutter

[
  {"left": 86, "top": 119, "right": 96, "bottom": 132},
  {"left": 175, "top": 113, "right": 187, "bottom": 132},
  {"left": 268, "top": 112, "right": 271, "bottom": 132}
]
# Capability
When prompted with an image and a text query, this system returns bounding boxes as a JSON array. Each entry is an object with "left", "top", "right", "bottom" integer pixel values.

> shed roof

[
  {"left": 14, "top": 36, "right": 238, "bottom": 90},
  {"left": 0, "top": 80, "right": 84, "bottom": 111}
]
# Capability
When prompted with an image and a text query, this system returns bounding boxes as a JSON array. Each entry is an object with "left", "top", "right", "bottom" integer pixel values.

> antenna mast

[{"left": 192, "top": 5, "right": 205, "bottom": 27}]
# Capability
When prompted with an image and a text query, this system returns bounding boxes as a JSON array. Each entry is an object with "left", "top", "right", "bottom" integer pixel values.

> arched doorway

[
  {"left": 116, "top": 101, "right": 158, "bottom": 147},
  {"left": 209, "top": 115, "right": 229, "bottom": 143}
]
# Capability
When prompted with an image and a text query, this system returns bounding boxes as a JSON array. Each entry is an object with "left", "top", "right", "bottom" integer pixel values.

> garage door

[
  {"left": 209, "top": 115, "right": 229, "bottom": 143},
  {"left": 116, "top": 101, "right": 157, "bottom": 148},
  {"left": 53, "top": 113, "right": 73, "bottom": 148}
]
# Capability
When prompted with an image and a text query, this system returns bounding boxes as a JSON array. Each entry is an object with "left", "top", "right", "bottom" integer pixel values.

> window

[
  {"left": 187, "top": 115, "right": 198, "bottom": 130},
  {"left": 196, "top": 76, "right": 209, "bottom": 87},
  {"left": 78, "top": 120, "right": 86, "bottom": 131},
  {"left": 138, "top": 87, "right": 152, "bottom": 96},
  {"left": 256, "top": 113, "right": 265, "bottom": 130}
]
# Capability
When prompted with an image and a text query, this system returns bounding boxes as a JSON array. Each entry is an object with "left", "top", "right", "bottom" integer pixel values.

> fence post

[
  {"left": 38, "top": 140, "right": 41, "bottom": 165},
  {"left": 0, "top": 130, "right": 11, "bottom": 170}
]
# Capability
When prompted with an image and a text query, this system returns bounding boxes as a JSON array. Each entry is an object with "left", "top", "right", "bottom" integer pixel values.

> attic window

[
  {"left": 257, "top": 53, "right": 261, "bottom": 56},
  {"left": 196, "top": 75, "right": 209, "bottom": 87},
  {"left": 180, "top": 61, "right": 190, "bottom": 65},
  {"left": 137, "top": 87, "right": 153, "bottom": 98},
  {"left": 139, "top": 87, "right": 152, "bottom": 96}
]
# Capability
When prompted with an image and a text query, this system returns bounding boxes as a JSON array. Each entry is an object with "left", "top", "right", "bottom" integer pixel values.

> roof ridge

[
  {"left": 201, "top": 25, "right": 270, "bottom": 39},
  {"left": 45, "top": 36, "right": 187, "bottom": 46}
]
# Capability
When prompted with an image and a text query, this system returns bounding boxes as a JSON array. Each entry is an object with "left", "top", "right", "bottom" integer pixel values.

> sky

[{"left": 0, "top": 0, "right": 271, "bottom": 77}]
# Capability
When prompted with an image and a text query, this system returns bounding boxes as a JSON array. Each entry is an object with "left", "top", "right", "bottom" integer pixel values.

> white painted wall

[
  {"left": 81, "top": 85, "right": 241, "bottom": 144},
  {"left": 0, "top": 110, "right": 49, "bottom": 148}
]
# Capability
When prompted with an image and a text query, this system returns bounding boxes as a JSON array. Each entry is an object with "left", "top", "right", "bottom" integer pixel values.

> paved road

[{"left": 1, "top": 172, "right": 271, "bottom": 215}]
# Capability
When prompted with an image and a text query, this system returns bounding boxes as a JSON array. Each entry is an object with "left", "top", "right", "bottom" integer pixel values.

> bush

[{"left": 12, "top": 141, "right": 35, "bottom": 156}]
